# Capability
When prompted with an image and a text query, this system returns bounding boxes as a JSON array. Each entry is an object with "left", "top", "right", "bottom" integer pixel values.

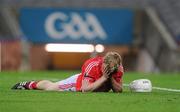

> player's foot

[{"left": 11, "top": 81, "right": 32, "bottom": 90}]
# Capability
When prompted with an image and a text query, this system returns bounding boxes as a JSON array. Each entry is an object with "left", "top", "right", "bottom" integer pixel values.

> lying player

[{"left": 12, "top": 52, "right": 124, "bottom": 92}]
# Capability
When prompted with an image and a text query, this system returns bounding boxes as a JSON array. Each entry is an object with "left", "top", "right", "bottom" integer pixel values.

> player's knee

[{"left": 39, "top": 80, "right": 52, "bottom": 86}]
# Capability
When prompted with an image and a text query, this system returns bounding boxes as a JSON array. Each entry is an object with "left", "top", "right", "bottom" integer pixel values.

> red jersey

[{"left": 76, "top": 56, "right": 124, "bottom": 91}]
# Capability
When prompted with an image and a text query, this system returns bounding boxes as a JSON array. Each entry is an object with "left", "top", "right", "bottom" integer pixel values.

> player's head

[{"left": 103, "top": 52, "right": 122, "bottom": 74}]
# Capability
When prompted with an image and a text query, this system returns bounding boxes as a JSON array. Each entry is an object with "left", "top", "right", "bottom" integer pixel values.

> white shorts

[{"left": 57, "top": 74, "right": 80, "bottom": 92}]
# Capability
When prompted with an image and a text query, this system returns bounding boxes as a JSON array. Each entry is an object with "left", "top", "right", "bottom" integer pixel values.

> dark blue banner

[{"left": 20, "top": 8, "right": 134, "bottom": 45}]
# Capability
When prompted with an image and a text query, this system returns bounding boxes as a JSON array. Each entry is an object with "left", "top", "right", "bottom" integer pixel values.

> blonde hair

[{"left": 103, "top": 52, "right": 122, "bottom": 66}]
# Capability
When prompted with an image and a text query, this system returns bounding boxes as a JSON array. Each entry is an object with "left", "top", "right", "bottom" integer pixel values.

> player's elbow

[
  {"left": 118, "top": 88, "right": 123, "bottom": 93},
  {"left": 81, "top": 86, "right": 93, "bottom": 92},
  {"left": 113, "top": 87, "right": 123, "bottom": 93},
  {"left": 82, "top": 88, "right": 92, "bottom": 92},
  {"left": 82, "top": 89, "right": 89, "bottom": 92}
]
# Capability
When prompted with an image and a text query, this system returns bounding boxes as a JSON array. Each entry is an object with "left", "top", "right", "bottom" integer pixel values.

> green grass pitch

[{"left": 0, "top": 71, "right": 180, "bottom": 112}]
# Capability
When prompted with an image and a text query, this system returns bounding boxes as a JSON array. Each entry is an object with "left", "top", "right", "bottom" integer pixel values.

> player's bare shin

[{"left": 36, "top": 80, "right": 60, "bottom": 91}]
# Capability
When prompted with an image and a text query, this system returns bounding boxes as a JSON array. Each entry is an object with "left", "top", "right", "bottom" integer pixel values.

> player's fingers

[
  {"left": 106, "top": 65, "right": 112, "bottom": 73},
  {"left": 106, "top": 64, "right": 111, "bottom": 71},
  {"left": 103, "top": 65, "right": 108, "bottom": 72},
  {"left": 104, "top": 66, "right": 110, "bottom": 74}
]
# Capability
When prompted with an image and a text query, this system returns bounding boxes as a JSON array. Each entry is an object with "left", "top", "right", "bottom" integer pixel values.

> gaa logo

[{"left": 45, "top": 12, "right": 107, "bottom": 40}]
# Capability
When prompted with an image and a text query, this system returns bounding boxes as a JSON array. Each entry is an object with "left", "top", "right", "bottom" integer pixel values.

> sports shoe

[{"left": 11, "top": 81, "right": 31, "bottom": 90}]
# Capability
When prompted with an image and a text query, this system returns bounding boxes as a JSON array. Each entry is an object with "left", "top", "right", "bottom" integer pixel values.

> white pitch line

[
  {"left": 152, "top": 87, "right": 180, "bottom": 92},
  {"left": 123, "top": 84, "right": 180, "bottom": 92},
  {"left": 123, "top": 84, "right": 129, "bottom": 87}
]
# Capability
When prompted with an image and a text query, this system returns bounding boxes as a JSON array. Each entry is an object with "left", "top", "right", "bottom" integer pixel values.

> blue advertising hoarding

[{"left": 20, "top": 8, "right": 134, "bottom": 45}]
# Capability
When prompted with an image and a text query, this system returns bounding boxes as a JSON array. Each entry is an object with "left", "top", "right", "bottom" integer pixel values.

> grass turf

[{"left": 0, "top": 71, "right": 180, "bottom": 112}]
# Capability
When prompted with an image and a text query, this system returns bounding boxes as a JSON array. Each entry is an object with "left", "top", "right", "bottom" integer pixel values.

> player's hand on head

[{"left": 102, "top": 64, "right": 111, "bottom": 79}]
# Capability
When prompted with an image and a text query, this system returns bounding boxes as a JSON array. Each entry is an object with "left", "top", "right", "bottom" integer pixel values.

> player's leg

[
  {"left": 36, "top": 80, "right": 61, "bottom": 91},
  {"left": 12, "top": 73, "right": 80, "bottom": 91},
  {"left": 11, "top": 80, "right": 61, "bottom": 91}
]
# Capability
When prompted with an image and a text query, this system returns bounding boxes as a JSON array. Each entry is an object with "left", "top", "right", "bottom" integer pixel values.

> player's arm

[
  {"left": 111, "top": 77, "right": 123, "bottom": 93},
  {"left": 81, "top": 65, "right": 110, "bottom": 92},
  {"left": 81, "top": 75, "right": 108, "bottom": 92},
  {"left": 111, "top": 66, "right": 124, "bottom": 93}
]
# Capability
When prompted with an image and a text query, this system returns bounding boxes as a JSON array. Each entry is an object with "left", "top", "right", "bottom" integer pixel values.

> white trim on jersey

[{"left": 85, "top": 61, "right": 98, "bottom": 74}]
